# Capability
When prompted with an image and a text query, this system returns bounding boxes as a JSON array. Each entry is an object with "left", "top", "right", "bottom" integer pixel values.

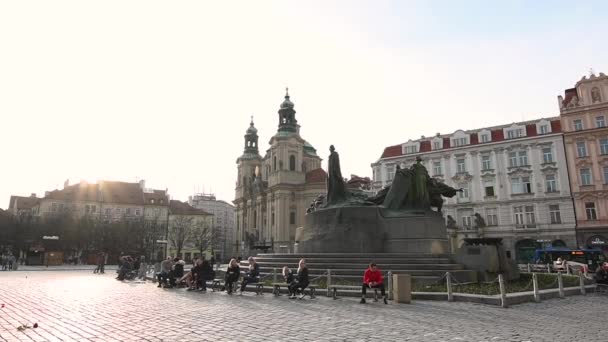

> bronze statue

[{"left": 326, "top": 145, "right": 346, "bottom": 205}]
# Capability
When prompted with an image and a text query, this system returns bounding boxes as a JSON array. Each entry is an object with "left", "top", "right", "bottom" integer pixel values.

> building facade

[
  {"left": 233, "top": 90, "right": 327, "bottom": 256},
  {"left": 558, "top": 72, "right": 608, "bottom": 252},
  {"left": 189, "top": 193, "right": 235, "bottom": 262},
  {"left": 167, "top": 200, "right": 213, "bottom": 263},
  {"left": 372, "top": 118, "right": 577, "bottom": 262}
]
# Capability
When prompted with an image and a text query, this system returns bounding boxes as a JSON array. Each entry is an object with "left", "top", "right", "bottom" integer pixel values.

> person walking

[{"left": 360, "top": 263, "right": 388, "bottom": 304}]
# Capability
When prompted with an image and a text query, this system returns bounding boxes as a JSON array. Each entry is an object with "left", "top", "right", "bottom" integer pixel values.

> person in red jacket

[{"left": 361, "top": 263, "right": 387, "bottom": 304}]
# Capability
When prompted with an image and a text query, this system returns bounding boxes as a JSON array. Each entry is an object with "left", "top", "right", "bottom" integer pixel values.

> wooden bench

[
  {"left": 331, "top": 284, "right": 380, "bottom": 301},
  {"left": 240, "top": 282, "right": 264, "bottom": 295},
  {"left": 211, "top": 279, "right": 264, "bottom": 295},
  {"left": 271, "top": 283, "right": 317, "bottom": 299}
]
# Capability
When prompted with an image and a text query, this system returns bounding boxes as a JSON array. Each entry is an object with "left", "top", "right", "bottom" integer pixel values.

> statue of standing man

[
  {"left": 326, "top": 145, "right": 346, "bottom": 206},
  {"left": 409, "top": 156, "right": 430, "bottom": 209}
]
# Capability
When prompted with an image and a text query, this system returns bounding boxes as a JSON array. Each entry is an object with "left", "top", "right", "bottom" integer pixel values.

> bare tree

[
  {"left": 167, "top": 215, "right": 193, "bottom": 257},
  {"left": 190, "top": 219, "right": 220, "bottom": 258}
]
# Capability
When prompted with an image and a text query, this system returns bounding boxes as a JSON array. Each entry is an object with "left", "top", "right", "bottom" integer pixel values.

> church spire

[
  {"left": 278, "top": 88, "right": 297, "bottom": 133},
  {"left": 244, "top": 115, "right": 259, "bottom": 154}
]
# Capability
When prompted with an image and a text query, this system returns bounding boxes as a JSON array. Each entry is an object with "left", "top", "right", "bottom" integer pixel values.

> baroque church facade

[{"left": 233, "top": 90, "right": 327, "bottom": 255}]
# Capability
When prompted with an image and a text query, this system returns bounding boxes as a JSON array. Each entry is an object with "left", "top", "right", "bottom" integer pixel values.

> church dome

[
  {"left": 246, "top": 117, "right": 257, "bottom": 134},
  {"left": 280, "top": 88, "right": 294, "bottom": 109}
]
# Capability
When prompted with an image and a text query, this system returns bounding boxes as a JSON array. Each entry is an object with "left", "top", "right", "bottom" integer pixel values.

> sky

[{"left": 1, "top": 0, "right": 607, "bottom": 208}]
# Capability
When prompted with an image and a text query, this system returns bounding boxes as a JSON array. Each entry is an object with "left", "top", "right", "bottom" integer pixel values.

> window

[
  {"left": 458, "top": 183, "right": 470, "bottom": 199},
  {"left": 289, "top": 155, "right": 296, "bottom": 171},
  {"left": 600, "top": 138, "right": 608, "bottom": 155},
  {"left": 542, "top": 148, "right": 553, "bottom": 163},
  {"left": 576, "top": 141, "right": 587, "bottom": 157},
  {"left": 453, "top": 137, "right": 468, "bottom": 147},
  {"left": 486, "top": 208, "right": 498, "bottom": 226},
  {"left": 525, "top": 206, "right": 535, "bottom": 227},
  {"left": 549, "top": 205, "right": 562, "bottom": 224},
  {"left": 433, "top": 141, "right": 441, "bottom": 150},
  {"left": 91, "top": 205, "right": 96, "bottom": 213},
  {"left": 126, "top": 208, "right": 132, "bottom": 215},
  {"left": 115, "top": 208, "right": 122, "bottom": 215},
  {"left": 545, "top": 174, "right": 557, "bottom": 192},
  {"left": 289, "top": 211, "right": 296, "bottom": 225},
  {"left": 515, "top": 206, "right": 535, "bottom": 227},
  {"left": 480, "top": 134, "right": 490, "bottom": 143},
  {"left": 604, "top": 166, "right": 608, "bottom": 184},
  {"left": 509, "top": 152, "right": 517, "bottom": 167},
  {"left": 573, "top": 119, "right": 583, "bottom": 131},
  {"left": 273, "top": 156, "right": 277, "bottom": 171},
  {"left": 518, "top": 151, "right": 528, "bottom": 166},
  {"left": 404, "top": 145, "right": 418, "bottom": 154},
  {"left": 386, "top": 165, "right": 395, "bottom": 182},
  {"left": 506, "top": 129, "right": 523, "bottom": 139},
  {"left": 514, "top": 207, "right": 524, "bottom": 226},
  {"left": 585, "top": 202, "right": 597, "bottom": 221},
  {"left": 105, "top": 208, "right": 111, "bottom": 215},
  {"left": 135, "top": 209, "right": 140, "bottom": 216},
  {"left": 456, "top": 158, "right": 466, "bottom": 173},
  {"left": 539, "top": 125, "right": 549, "bottom": 134},
  {"left": 596, "top": 116, "right": 606, "bottom": 128},
  {"left": 484, "top": 185, "right": 495, "bottom": 197},
  {"left": 271, "top": 213, "right": 275, "bottom": 225},
  {"left": 481, "top": 155, "right": 491, "bottom": 170},
  {"left": 511, "top": 176, "right": 532, "bottom": 194},
  {"left": 432, "top": 161, "right": 442, "bottom": 176},
  {"left": 580, "top": 168, "right": 592, "bottom": 185},
  {"left": 462, "top": 215, "right": 472, "bottom": 228}
]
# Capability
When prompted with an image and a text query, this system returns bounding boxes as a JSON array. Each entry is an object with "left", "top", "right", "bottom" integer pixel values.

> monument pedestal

[{"left": 296, "top": 206, "right": 448, "bottom": 254}]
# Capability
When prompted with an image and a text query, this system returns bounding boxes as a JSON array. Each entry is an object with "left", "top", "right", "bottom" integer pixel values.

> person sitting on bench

[
  {"left": 240, "top": 257, "right": 260, "bottom": 293},
  {"left": 116, "top": 256, "right": 133, "bottom": 281},
  {"left": 183, "top": 258, "right": 202, "bottom": 290},
  {"left": 596, "top": 262, "right": 608, "bottom": 285},
  {"left": 288, "top": 259, "right": 309, "bottom": 299},
  {"left": 157, "top": 257, "right": 173, "bottom": 287},
  {"left": 360, "top": 262, "right": 387, "bottom": 304},
  {"left": 169, "top": 257, "right": 185, "bottom": 287},
  {"left": 225, "top": 258, "right": 240, "bottom": 294},
  {"left": 191, "top": 257, "right": 215, "bottom": 291},
  {"left": 283, "top": 266, "right": 295, "bottom": 296}
]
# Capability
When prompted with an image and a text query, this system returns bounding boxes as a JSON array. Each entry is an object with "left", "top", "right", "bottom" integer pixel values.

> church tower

[
  {"left": 236, "top": 117, "right": 262, "bottom": 199},
  {"left": 277, "top": 88, "right": 298, "bottom": 133}
]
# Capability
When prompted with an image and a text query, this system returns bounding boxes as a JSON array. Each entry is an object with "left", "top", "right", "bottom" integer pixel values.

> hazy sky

[{"left": 1, "top": 1, "right": 607, "bottom": 208}]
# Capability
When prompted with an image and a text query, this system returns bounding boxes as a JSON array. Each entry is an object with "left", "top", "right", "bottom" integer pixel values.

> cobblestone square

[{"left": 0, "top": 271, "right": 606, "bottom": 342}]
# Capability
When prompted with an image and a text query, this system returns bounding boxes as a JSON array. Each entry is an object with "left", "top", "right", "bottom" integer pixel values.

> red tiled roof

[
  {"left": 305, "top": 168, "right": 327, "bottom": 184},
  {"left": 469, "top": 133, "right": 479, "bottom": 145},
  {"left": 491, "top": 129, "right": 504, "bottom": 141},
  {"left": 442, "top": 137, "right": 451, "bottom": 149},
  {"left": 381, "top": 145, "right": 402, "bottom": 158},
  {"left": 419, "top": 141, "right": 431, "bottom": 152},
  {"left": 551, "top": 120, "right": 562, "bottom": 132},
  {"left": 169, "top": 200, "right": 212, "bottom": 215},
  {"left": 526, "top": 124, "right": 537, "bottom": 137},
  {"left": 562, "top": 88, "right": 577, "bottom": 107},
  {"left": 9, "top": 196, "right": 39, "bottom": 210}
]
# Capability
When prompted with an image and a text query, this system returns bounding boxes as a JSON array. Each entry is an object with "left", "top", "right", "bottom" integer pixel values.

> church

[{"left": 233, "top": 90, "right": 327, "bottom": 256}]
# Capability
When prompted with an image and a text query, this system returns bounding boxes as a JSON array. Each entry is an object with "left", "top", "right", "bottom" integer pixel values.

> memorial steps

[{"left": 241, "top": 253, "right": 476, "bottom": 284}]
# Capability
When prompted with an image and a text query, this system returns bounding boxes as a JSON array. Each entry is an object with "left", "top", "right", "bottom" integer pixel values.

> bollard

[
  {"left": 498, "top": 274, "right": 508, "bottom": 308},
  {"left": 446, "top": 272, "right": 453, "bottom": 302},
  {"left": 547, "top": 263, "right": 552, "bottom": 273},
  {"left": 527, "top": 263, "right": 531, "bottom": 273},
  {"left": 273, "top": 268, "right": 277, "bottom": 284},
  {"left": 532, "top": 273, "right": 540, "bottom": 303},
  {"left": 392, "top": 273, "right": 410, "bottom": 303},
  {"left": 388, "top": 271, "right": 393, "bottom": 300},
  {"left": 326, "top": 269, "right": 332, "bottom": 297},
  {"left": 557, "top": 272, "right": 565, "bottom": 298},
  {"left": 579, "top": 272, "right": 586, "bottom": 295}
]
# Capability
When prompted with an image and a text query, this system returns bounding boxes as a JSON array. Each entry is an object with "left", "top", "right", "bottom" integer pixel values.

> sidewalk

[{"left": 8, "top": 265, "right": 118, "bottom": 272}]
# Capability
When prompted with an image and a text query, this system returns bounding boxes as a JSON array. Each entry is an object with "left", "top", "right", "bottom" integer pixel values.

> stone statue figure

[
  {"left": 474, "top": 213, "right": 486, "bottom": 228},
  {"left": 446, "top": 215, "right": 457, "bottom": 229},
  {"left": 381, "top": 156, "right": 460, "bottom": 212},
  {"left": 326, "top": 145, "right": 346, "bottom": 205}
]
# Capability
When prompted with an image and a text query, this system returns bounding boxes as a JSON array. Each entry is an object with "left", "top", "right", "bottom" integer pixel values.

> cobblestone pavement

[{"left": 0, "top": 272, "right": 606, "bottom": 342}]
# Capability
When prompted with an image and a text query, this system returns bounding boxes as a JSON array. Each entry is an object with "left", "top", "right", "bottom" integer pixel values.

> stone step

[
  {"left": 258, "top": 253, "right": 451, "bottom": 258},
  {"left": 257, "top": 267, "right": 461, "bottom": 275},
  {"left": 251, "top": 262, "right": 464, "bottom": 270},
  {"left": 252, "top": 257, "right": 454, "bottom": 264}
]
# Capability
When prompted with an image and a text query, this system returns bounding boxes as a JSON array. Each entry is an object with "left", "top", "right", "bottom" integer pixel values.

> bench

[
  {"left": 271, "top": 283, "right": 317, "bottom": 299},
  {"left": 240, "top": 282, "right": 264, "bottom": 295},
  {"left": 595, "top": 283, "right": 608, "bottom": 294},
  {"left": 211, "top": 279, "right": 264, "bottom": 295},
  {"left": 331, "top": 284, "right": 380, "bottom": 301}
]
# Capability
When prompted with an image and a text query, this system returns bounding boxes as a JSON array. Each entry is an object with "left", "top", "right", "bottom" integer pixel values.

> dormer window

[
  {"left": 506, "top": 129, "right": 524, "bottom": 139},
  {"left": 478, "top": 129, "right": 491, "bottom": 143},
  {"left": 536, "top": 119, "right": 552, "bottom": 135},
  {"left": 402, "top": 141, "right": 420, "bottom": 155},
  {"left": 431, "top": 137, "right": 443, "bottom": 150},
  {"left": 453, "top": 137, "right": 467, "bottom": 147},
  {"left": 404, "top": 145, "right": 418, "bottom": 154}
]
